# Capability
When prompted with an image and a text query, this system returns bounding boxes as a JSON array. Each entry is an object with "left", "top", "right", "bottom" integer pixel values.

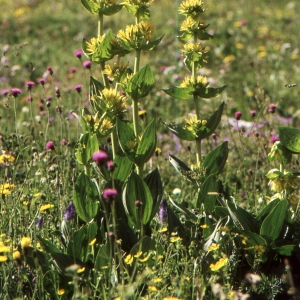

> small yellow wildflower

[
  {"left": 89, "top": 238, "right": 96, "bottom": 246},
  {"left": 77, "top": 267, "right": 85, "bottom": 273},
  {"left": 84, "top": 35, "right": 104, "bottom": 56},
  {"left": 0, "top": 154, "right": 15, "bottom": 164},
  {"left": 180, "top": 16, "right": 207, "bottom": 32},
  {"left": 254, "top": 245, "right": 265, "bottom": 255},
  {"left": 13, "top": 251, "right": 21, "bottom": 260},
  {"left": 235, "top": 43, "right": 244, "bottom": 49},
  {"left": 57, "top": 289, "right": 65, "bottom": 295},
  {"left": 153, "top": 277, "right": 163, "bottom": 283},
  {"left": 170, "top": 236, "right": 182, "bottom": 243},
  {"left": 207, "top": 243, "right": 219, "bottom": 252},
  {"left": 0, "top": 255, "right": 8, "bottom": 262},
  {"left": 257, "top": 51, "right": 267, "bottom": 58},
  {"left": 0, "top": 245, "right": 10, "bottom": 252},
  {"left": 40, "top": 204, "right": 54, "bottom": 211},
  {"left": 210, "top": 257, "right": 228, "bottom": 271},
  {"left": 240, "top": 235, "right": 248, "bottom": 245},
  {"left": 180, "top": 75, "right": 209, "bottom": 89},
  {"left": 163, "top": 297, "right": 182, "bottom": 300},
  {"left": 21, "top": 237, "right": 31, "bottom": 249},
  {"left": 0, "top": 183, "right": 15, "bottom": 195},
  {"left": 134, "top": 251, "right": 143, "bottom": 258},
  {"left": 159, "top": 226, "right": 168, "bottom": 233},
  {"left": 124, "top": 254, "right": 134, "bottom": 264},
  {"left": 200, "top": 224, "right": 209, "bottom": 229},
  {"left": 184, "top": 116, "right": 207, "bottom": 135},
  {"left": 223, "top": 55, "right": 236, "bottom": 63},
  {"left": 148, "top": 286, "right": 158, "bottom": 292}
]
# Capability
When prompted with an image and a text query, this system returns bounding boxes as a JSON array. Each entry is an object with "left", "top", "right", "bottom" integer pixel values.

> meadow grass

[{"left": 1, "top": 0, "right": 300, "bottom": 299}]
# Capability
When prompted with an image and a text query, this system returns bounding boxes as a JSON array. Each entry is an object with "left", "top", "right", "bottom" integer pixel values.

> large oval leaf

[{"left": 278, "top": 127, "right": 300, "bottom": 154}]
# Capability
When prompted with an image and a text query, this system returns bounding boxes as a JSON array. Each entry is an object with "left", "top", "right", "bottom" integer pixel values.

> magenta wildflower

[
  {"left": 38, "top": 78, "right": 45, "bottom": 85},
  {"left": 26, "top": 96, "right": 33, "bottom": 102},
  {"left": 103, "top": 188, "right": 118, "bottom": 201},
  {"left": 107, "top": 160, "right": 115, "bottom": 172},
  {"left": 235, "top": 111, "right": 242, "bottom": 120},
  {"left": 269, "top": 104, "right": 277, "bottom": 113},
  {"left": 92, "top": 150, "right": 108, "bottom": 166},
  {"left": 158, "top": 199, "right": 168, "bottom": 224},
  {"left": 26, "top": 81, "right": 35, "bottom": 90},
  {"left": 135, "top": 200, "right": 142, "bottom": 208},
  {"left": 61, "top": 139, "right": 67, "bottom": 146},
  {"left": 47, "top": 66, "right": 53, "bottom": 75},
  {"left": 250, "top": 110, "right": 256, "bottom": 118},
  {"left": 46, "top": 141, "right": 55, "bottom": 150},
  {"left": 74, "top": 84, "right": 83, "bottom": 93},
  {"left": 55, "top": 87, "right": 60, "bottom": 98},
  {"left": 83, "top": 60, "right": 92, "bottom": 69},
  {"left": 70, "top": 67, "right": 77, "bottom": 73},
  {"left": 1, "top": 89, "right": 9, "bottom": 96},
  {"left": 270, "top": 136, "right": 279, "bottom": 143},
  {"left": 64, "top": 202, "right": 77, "bottom": 221},
  {"left": 46, "top": 95, "right": 52, "bottom": 101},
  {"left": 240, "top": 19, "right": 247, "bottom": 26},
  {"left": 11, "top": 88, "right": 22, "bottom": 97},
  {"left": 74, "top": 49, "right": 83, "bottom": 59},
  {"left": 36, "top": 217, "right": 43, "bottom": 229}
]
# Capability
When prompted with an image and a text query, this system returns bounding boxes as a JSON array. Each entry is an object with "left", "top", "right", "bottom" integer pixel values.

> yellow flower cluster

[
  {"left": 178, "top": 0, "right": 205, "bottom": 17},
  {"left": 85, "top": 35, "right": 104, "bottom": 56},
  {"left": 121, "top": 0, "right": 153, "bottom": 5},
  {"left": 0, "top": 183, "right": 15, "bottom": 195},
  {"left": 184, "top": 116, "right": 207, "bottom": 135},
  {"left": 210, "top": 257, "right": 228, "bottom": 271},
  {"left": 180, "top": 75, "right": 209, "bottom": 89},
  {"left": 180, "top": 16, "right": 207, "bottom": 32},
  {"left": 0, "top": 154, "right": 15, "bottom": 164},
  {"left": 118, "top": 21, "right": 154, "bottom": 50}
]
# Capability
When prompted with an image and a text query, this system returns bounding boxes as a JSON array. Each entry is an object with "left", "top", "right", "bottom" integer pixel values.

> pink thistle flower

[
  {"left": 1, "top": 89, "right": 9, "bottom": 96},
  {"left": 92, "top": 150, "right": 108, "bottom": 166},
  {"left": 74, "top": 49, "right": 83, "bottom": 59},
  {"left": 38, "top": 78, "right": 45, "bottom": 85},
  {"left": 11, "top": 88, "right": 22, "bottom": 97},
  {"left": 46, "top": 141, "right": 55, "bottom": 150},
  {"left": 26, "top": 81, "right": 35, "bottom": 90},
  {"left": 83, "top": 60, "right": 92, "bottom": 69},
  {"left": 269, "top": 104, "right": 277, "bottom": 113},
  {"left": 235, "top": 111, "right": 242, "bottom": 120},
  {"left": 250, "top": 110, "right": 256, "bottom": 118},
  {"left": 103, "top": 188, "right": 117, "bottom": 201},
  {"left": 74, "top": 84, "right": 83, "bottom": 93}
]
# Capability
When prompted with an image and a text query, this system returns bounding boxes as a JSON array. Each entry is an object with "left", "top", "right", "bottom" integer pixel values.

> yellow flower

[
  {"left": 170, "top": 236, "right": 182, "bottom": 243},
  {"left": 13, "top": 251, "right": 21, "bottom": 260},
  {"left": 89, "top": 238, "right": 96, "bottom": 246},
  {"left": 0, "top": 255, "right": 8, "bottom": 262},
  {"left": 85, "top": 35, "right": 104, "bottom": 56},
  {"left": 257, "top": 51, "right": 267, "bottom": 57},
  {"left": 235, "top": 43, "right": 244, "bottom": 49},
  {"left": 124, "top": 254, "right": 134, "bottom": 264},
  {"left": 134, "top": 251, "right": 143, "bottom": 258},
  {"left": 0, "top": 245, "right": 10, "bottom": 252},
  {"left": 40, "top": 204, "right": 54, "bottom": 211},
  {"left": 223, "top": 55, "right": 236, "bottom": 63},
  {"left": 148, "top": 286, "right": 158, "bottom": 292},
  {"left": 159, "top": 226, "right": 168, "bottom": 233},
  {"left": 0, "top": 154, "right": 15, "bottom": 164},
  {"left": 57, "top": 289, "right": 65, "bottom": 295},
  {"left": 153, "top": 277, "right": 163, "bottom": 283},
  {"left": 163, "top": 297, "right": 182, "bottom": 300},
  {"left": 184, "top": 116, "right": 207, "bottom": 135},
  {"left": 77, "top": 267, "right": 85, "bottom": 273},
  {"left": 117, "top": 21, "right": 154, "bottom": 50},
  {"left": 208, "top": 243, "right": 219, "bottom": 252},
  {"left": 180, "top": 16, "right": 207, "bottom": 32},
  {"left": 254, "top": 245, "right": 265, "bottom": 255},
  {"left": 210, "top": 257, "right": 228, "bottom": 271},
  {"left": 0, "top": 183, "right": 15, "bottom": 195},
  {"left": 200, "top": 224, "right": 209, "bottom": 229},
  {"left": 182, "top": 42, "right": 207, "bottom": 55},
  {"left": 21, "top": 237, "right": 31, "bottom": 249},
  {"left": 121, "top": 0, "right": 153, "bottom": 5},
  {"left": 180, "top": 75, "right": 209, "bottom": 89},
  {"left": 178, "top": 0, "right": 205, "bottom": 17}
]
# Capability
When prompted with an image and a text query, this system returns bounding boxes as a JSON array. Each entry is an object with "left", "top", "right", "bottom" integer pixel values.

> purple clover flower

[
  {"left": 103, "top": 188, "right": 118, "bottom": 201},
  {"left": 235, "top": 111, "right": 242, "bottom": 120},
  {"left": 11, "top": 88, "right": 22, "bottom": 97},
  {"left": 158, "top": 199, "right": 168, "bottom": 224},
  {"left": 38, "top": 78, "right": 45, "bottom": 85},
  {"left": 26, "top": 81, "right": 35, "bottom": 90},
  {"left": 74, "top": 84, "right": 83, "bottom": 93},
  {"left": 250, "top": 110, "right": 256, "bottom": 118},
  {"left": 83, "top": 60, "right": 92, "bottom": 69},
  {"left": 36, "top": 217, "right": 43, "bottom": 229},
  {"left": 269, "top": 104, "right": 277, "bottom": 113},
  {"left": 46, "top": 141, "right": 55, "bottom": 150},
  {"left": 92, "top": 150, "right": 108, "bottom": 166},
  {"left": 1, "top": 89, "right": 9, "bottom": 96},
  {"left": 74, "top": 49, "right": 83, "bottom": 59},
  {"left": 63, "top": 202, "right": 77, "bottom": 221}
]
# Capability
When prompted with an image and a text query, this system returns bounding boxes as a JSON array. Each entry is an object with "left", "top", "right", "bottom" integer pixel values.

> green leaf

[
  {"left": 116, "top": 219, "right": 138, "bottom": 253},
  {"left": 260, "top": 199, "right": 289, "bottom": 241},
  {"left": 101, "top": 4, "right": 123, "bottom": 16},
  {"left": 195, "top": 85, "right": 227, "bottom": 99},
  {"left": 169, "top": 197, "right": 198, "bottom": 222},
  {"left": 197, "top": 101, "right": 225, "bottom": 140},
  {"left": 279, "top": 127, "right": 300, "bottom": 154},
  {"left": 268, "top": 141, "right": 292, "bottom": 166},
  {"left": 197, "top": 175, "right": 221, "bottom": 213},
  {"left": 162, "top": 86, "right": 193, "bottom": 100},
  {"left": 81, "top": 0, "right": 99, "bottom": 14},
  {"left": 123, "top": 172, "right": 153, "bottom": 225},
  {"left": 144, "top": 168, "right": 163, "bottom": 221},
  {"left": 116, "top": 119, "right": 136, "bottom": 162},
  {"left": 135, "top": 118, "right": 157, "bottom": 165},
  {"left": 131, "top": 236, "right": 163, "bottom": 255},
  {"left": 73, "top": 172, "right": 99, "bottom": 222},
  {"left": 202, "top": 141, "right": 228, "bottom": 177},
  {"left": 75, "top": 132, "right": 99, "bottom": 166},
  {"left": 52, "top": 253, "right": 85, "bottom": 276},
  {"left": 127, "top": 64, "right": 154, "bottom": 99},
  {"left": 67, "top": 222, "right": 98, "bottom": 261},
  {"left": 256, "top": 198, "right": 280, "bottom": 221},
  {"left": 113, "top": 155, "right": 133, "bottom": 188},
  {"left": 89, "top": 76, "right": 104, "bottom": 113},
  {"left": 272, "top": 245, "right": 295, "bottom": 256},
  {"left": 43, "top": 271, "right": 59, "bottom": 299},
  {"left": 37, "top": 235, "right": 61, "bottom": 254},
  {"left": 95, "top": 243, "right": 111, "bottom": 272},
  {"left": 92, "top": 30, "right": 115, "bottom": 63},
  {"left": 162, "top": 121, "right": 197, "bottom": 141},
  {"left": 169, "top": 154, "right": 198, "bottom": 185},
  {"left": 140, "top": 35, "right": 164, "bottom": 51}
]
